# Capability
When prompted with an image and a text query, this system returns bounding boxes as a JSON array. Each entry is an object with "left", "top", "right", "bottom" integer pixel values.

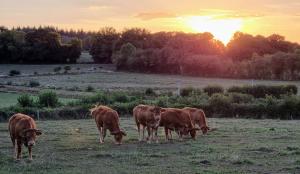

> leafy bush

[
  {"left": 203, "top": 85, "right": 224, "bottom": 96},
  {"left": 53, "top": 67, "right": 62, "bottom": 72},
  {"left": 9, "top": 70, "right": 20, "bottom": 76},
  {"left": 86, "top": 85, "right": 95, "bottom": 92},
  {"left": 209, "top": 93, "right": 232, "bottom": 116},
  {"left": 38, "top": 91, "right": 59, "bottom": 108},
  {"left": 227, "top": 85, "right": 298, "bottom": 98},
  {"left": 81, "top": 92, "right": 111, "bottom": 105},
  {"left": 228, "top": 93, "right": 254, "bottom": 104},
  {"left": 111, "top": 92, "right": 130, "bottom": 103},
  {"left": 180, "top": 87, "right": 202, "bottom": 97},
  {"left": 145, "top": 88, "right": 156, "bottom": 96},
  {"left": 29, "top": 80, "right": 40, "bottom": 87},
  {"left": 17, "top": 94, "right": 35, "bottom": 107}
]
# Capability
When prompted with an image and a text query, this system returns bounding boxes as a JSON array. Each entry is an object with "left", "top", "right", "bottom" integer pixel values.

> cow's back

[
  {"left": 133, "top": 105, "right": 152, "bottom": 124},
  {"left": 161, "top": 108, "right": 192, "bottom": 128},
  {"left": 9, "top": 113, "right": 36, "bottom": 139}
]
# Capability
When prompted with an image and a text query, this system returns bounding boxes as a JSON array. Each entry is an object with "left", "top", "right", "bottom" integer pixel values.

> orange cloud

[{"left": 135, "top": 12, "right": 177, "bottom": 20}]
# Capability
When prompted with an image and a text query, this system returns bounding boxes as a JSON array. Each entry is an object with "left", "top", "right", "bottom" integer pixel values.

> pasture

[
  {"left": 1, "top": 64, "right": 300, "bottom": 93},
  {"left": 0, "top": 92, "right": 77, "bottom": 108},
  {"left": 0, "top": 118, "right": 300, "bottom": 174}
]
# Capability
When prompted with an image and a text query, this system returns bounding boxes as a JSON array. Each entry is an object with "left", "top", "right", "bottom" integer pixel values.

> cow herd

[{"left": 8, "top": 104, "right": 210, "bottom": 161}]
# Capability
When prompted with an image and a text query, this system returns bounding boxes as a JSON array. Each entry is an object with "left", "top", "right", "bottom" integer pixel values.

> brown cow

[
  {"left": 183, "top": 107, "right": 210, "bottom": 134},
  {"left": 133, "top": 105, "right": 161, "bottom": 143},
  {"left": 90, "top": 105, "right": 126, "bottom": 145},
  {"left": 8, "top": 113, "right": 42, "bottom": 161},
  {"left": 159, "top": 108, "right": 199, "bottom": 141}
]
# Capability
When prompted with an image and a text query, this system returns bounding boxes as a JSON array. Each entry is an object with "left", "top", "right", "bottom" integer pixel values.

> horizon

[{"left": 1, "top": 0, "right": 300, "bottom": 44}]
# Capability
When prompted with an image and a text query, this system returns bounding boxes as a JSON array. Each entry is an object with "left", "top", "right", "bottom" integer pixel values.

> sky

[{"left": 1, "top": 0, "right": 300, "bottom": 44}]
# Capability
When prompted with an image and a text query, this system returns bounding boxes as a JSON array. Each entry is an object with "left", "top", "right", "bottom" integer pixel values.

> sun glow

[{"left": 185, "top": 16, "right": 243, "bottom": 44}]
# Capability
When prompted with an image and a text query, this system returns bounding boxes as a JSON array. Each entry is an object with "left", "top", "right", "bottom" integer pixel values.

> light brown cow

[
  {"left": 8, "top": 113, "right": 42, "bottom": 161},
  {"left": 133, "top": 105, "right": 161, "bottom": 143},
  {"left": 90, "top": 105, "right": 126, "bottom": 145},
  {"left": 183, "top": 107, "right": 210, "bottom": 134},
  {"left": 159, "top": 108, "right": 199, "bottom": 141}
]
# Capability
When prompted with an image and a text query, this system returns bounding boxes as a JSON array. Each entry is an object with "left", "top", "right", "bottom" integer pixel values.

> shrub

[
  {"left": 209, "top": 93, "right": 232, "bottom": 116},
  {"left": 53, "top": 67, "right": 62, "bottom": 72},
  {"left": 34, "top": 71, "right": 38, "bottom": 75},
  {"left": 86, "top": 85, "right": 95, "bottom": 92},
  {"left": 9, "top": 70, "right": 20, "bottom": 76},
  {"left": 203, "top": 85, "right": 224, "bottom": 96},
  {"left": 81, "top": 92, "right": 111, "bottom": 105},
  {"left": 145, "top": 88, "right": 156, "bottom": 96},
  {"left": 64, "top": 66, "right": 71, "bottom": 71},
  {"left": 17, "top": 94, "right": 35, "bottom": 107},
  {"left": 227, "top": 85, "right": 298, "bottom": 98},
  {"left": 6, "top": 81, "right": 12, "bottom": 85},
  {"left": 38, "top": 91, "right": 59, "bottom": 108},
  {"left": 228, "top": 93, "right": 254, "bottom": 104},
  {"left": 180, "top": 87, "right": 202, "bottom": 97},
  {"left": 29, "top": 80, "right": 40, "bottom": 87},
  {"left": 111, "top": 92, "right": 129, "bottom": 103}
]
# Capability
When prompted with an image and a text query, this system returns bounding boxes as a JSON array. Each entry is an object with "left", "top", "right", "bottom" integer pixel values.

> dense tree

[{"left": 90, "top": 27, "right": 119, "bottom": 63}]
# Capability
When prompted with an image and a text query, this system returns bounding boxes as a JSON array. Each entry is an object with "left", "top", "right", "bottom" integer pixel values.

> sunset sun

[{"left": 185, "top": 16, "right": 243, "bottom": 44}]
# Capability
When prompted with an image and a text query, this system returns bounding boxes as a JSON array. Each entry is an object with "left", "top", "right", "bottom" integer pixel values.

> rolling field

[
  {"left": 0, "top": 92, "right": 78, "bottom": 108},
  {"left": 0, "top": 118, "right": 300, "bottom": 174},
  {"left": 1, "top": 64, "right": 300, "bottom": 92}
]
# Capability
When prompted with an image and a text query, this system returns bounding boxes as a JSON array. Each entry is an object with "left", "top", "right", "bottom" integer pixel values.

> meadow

[
  {"left": 0, "top": 118, "right": 299, "bottom": 174},
  {"left": 0, "top": 92, "right": 77, "bottom": 108},
  {"left": 1, "top": 64, "right": 300, "bottom": 93}
]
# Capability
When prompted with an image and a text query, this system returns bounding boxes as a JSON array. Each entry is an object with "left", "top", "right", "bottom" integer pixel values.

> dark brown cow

[
  {"left": 183, "top": 107, "right": 210, "bottom": 134},
  {"left": 133, "top": 105, "right": 161, "bottom": 143},
  {"left": 159, "top": 108, "right": 199, "bottom": 141},
  {"left": 90, "top": 105, "right": 126, "bottom": 145},
  {"left": 8, "top": 113, "right": 42, "bottom": 161}
]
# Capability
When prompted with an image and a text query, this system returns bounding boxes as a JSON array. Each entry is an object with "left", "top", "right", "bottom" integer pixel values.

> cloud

[{"left": 135, "top": 12, "right": 177, "bottom": 20}]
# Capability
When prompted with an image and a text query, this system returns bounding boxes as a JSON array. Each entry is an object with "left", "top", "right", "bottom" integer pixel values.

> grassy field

[
  {"left": 0, "top": 118, "right": 299, "bottom": 174},
  {"left": 1, "top": 64, "right": 300, "bottom": 92},
  {"left": 0, "top": 92, "right": 77, "bottom": 108}
]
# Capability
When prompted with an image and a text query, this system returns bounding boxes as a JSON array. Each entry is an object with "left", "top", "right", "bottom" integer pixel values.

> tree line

[
  {"left": 1, "top": 26, "right": 300, "bottom": 80},
  {"left": 0, "top": 26, "right": 82, "bottom": 63}
]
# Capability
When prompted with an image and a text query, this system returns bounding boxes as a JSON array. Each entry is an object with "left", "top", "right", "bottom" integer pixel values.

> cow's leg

[
  {"left": 102, "top": 125, "right": 107, "bottom": 143},
  {"left": 28, "top": 146, "right": 33, "bottom": 161},
  {"left": 154, "top": 128, "right": 159, "bottom": 143},
  {"left": 98, "top": 127, "right": 104, "bottom": 143},
  {"left": 16, "top": 140, "right": 22, "bottom": 160},
  {"left": 169, "top": 130, "right": 173, "bottom": 140},
  {"left": 11, "top": 138, "right": 17, "bottom": 159},
  {"left": 142, "top": 125, "right": 145, "bottom": 141},
  {"left": 137, "top": 123, "right": 142, "bottom": 142},
  {"left": 164, "top": 127, "right": 169, "bottom": 141},
  {"left": 147, "top": 126, "right": 152, "bottom": 143}
]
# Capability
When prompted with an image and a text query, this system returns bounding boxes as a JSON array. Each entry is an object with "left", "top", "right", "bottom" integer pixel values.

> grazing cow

[
  {"left": 159, "top": 108, "right": 199, "bottom": 141},
  {"left": 183, "top": 107, "right": 210, "bottom": 134},
  {"left": 133, "top": 105, "right": 161, "bottom": 143},
  {"left": 8, "top": 113, "right": 42, "bottom": 161},
  {"left": 90, "top": 105, "right": 126, "bottom": 145}
]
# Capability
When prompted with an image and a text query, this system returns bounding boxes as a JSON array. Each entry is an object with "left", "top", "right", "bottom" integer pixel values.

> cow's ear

[{"left": 35, "top": 129, "right": 42, "bottom": 136}]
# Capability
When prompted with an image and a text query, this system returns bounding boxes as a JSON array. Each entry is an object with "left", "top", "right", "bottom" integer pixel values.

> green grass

[
  {"left": 1, "top": 64, "right": 300, "bottom": 92},
  {"left": 0, "top": 92, "right": 77, "bottom": 108},
  {"left": 0, "top": 118, "right": 300, "bottom": 174}
]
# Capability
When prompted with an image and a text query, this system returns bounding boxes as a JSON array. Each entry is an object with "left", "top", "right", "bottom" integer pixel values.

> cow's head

[
  {"left": 150, "top": 106, "right": 162, "bottom": 128},
  {"left": 21, "top": 129, "right": 42, "bottom": 147},
  {"left": 111, "top": 130, "right": 126, "bottom": 145},
  {"left": 201, "top": 126, "right": 210, "bottom": 134},
  {"left": 188, "top": 128, "right": 201, "bottom": 140}
]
